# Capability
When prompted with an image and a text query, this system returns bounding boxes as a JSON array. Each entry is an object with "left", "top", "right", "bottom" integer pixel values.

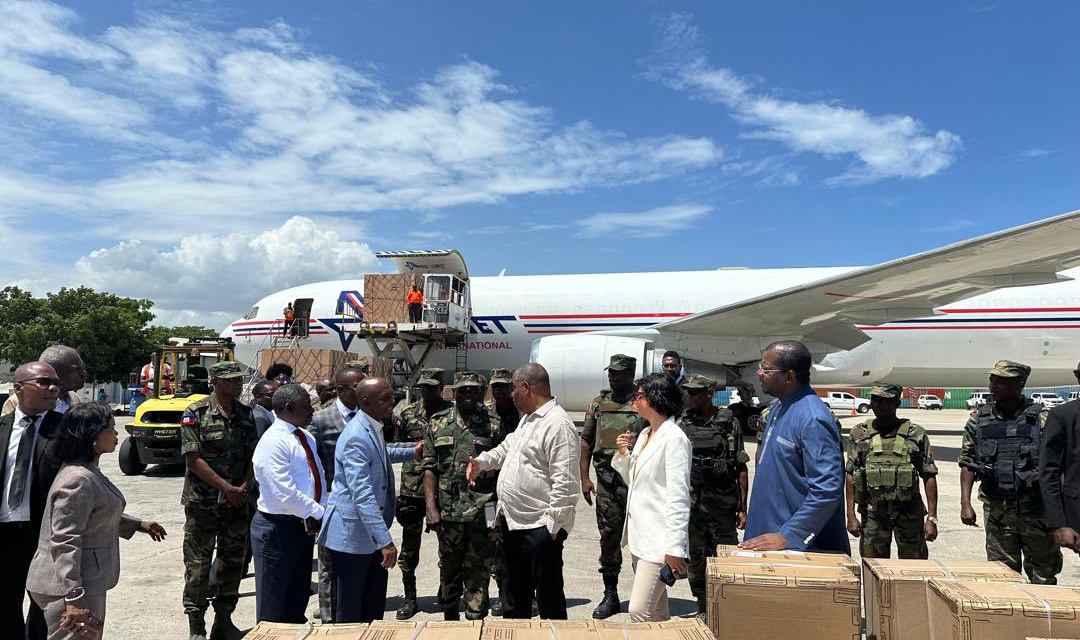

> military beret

[
  {"left": 605, "top": 354, "right": 636, "bottom": 372},
  {"left": 450, "top": 371, "right": 484, "bottom": 388},
  {"left": 681, "top": 374, "right": 716, "bottom": 390},
  {"left": 209, "top": 361, "right": 245, "bottom": 379},
  {"left": 987, "top": 359, "right": 1031, "bottom": 379},
  {"left": 870, "top": 382, "right": 903, "bottom": 399},
  {"left": 417, "top": 368, "right": 445, "bottom": 386},
  {"left": 489, "top": 368, "right": 514, "bottom": 384}
]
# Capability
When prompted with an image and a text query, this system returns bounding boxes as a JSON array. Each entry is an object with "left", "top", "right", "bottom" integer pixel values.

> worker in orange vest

[
  {"left": 406, "top": 286, "right": 424, "bottom": 323},
  {"left": 283, "top": 302, "right": 295, "bottom": 336}
]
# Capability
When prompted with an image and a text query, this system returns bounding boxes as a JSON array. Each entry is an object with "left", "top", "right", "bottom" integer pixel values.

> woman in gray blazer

[{"left": 27, "top": 403, "right": 166, "bottom": 639}]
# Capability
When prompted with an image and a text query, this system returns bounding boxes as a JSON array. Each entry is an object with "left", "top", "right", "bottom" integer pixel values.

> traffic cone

[{"left": 850, "top": 407, "right": 857, "bottom": 416}]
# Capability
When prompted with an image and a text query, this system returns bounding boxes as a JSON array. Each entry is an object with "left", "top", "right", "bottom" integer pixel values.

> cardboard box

[
  {"left": 928, "top": 580, "right": 1080, "bottom": 640},
  {"left": 863, "top": 559, "right": 1024, "bottom": 640},
  {"left": 593, "top": 620, "right": 715, "bottom": 639},
  {"left": 706, "top": 554, "right": 860, "bottom": 640},
  {"left": 714, "top": 544, "right": 858, "bottom": 574},
  {"left": 241, "top": 621, "right": 481, "bottom": 640},
  {"left": 242, "top": 623, "right": 369, "bottom": 639},
  {"left": 480, "top": 620, "right": 597, "bottom": 640},
  {"left": 364, "top": 273, "right": 423, "bottom": 324}
]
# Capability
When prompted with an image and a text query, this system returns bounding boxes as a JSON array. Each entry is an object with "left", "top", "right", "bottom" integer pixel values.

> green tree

[{"left": 0, "top": 286, "right": 219, "bottom": 383}]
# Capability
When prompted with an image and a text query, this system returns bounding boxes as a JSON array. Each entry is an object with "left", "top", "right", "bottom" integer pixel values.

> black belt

[{"left": 257, "top": 511, "right": 305, "bottom": 526}]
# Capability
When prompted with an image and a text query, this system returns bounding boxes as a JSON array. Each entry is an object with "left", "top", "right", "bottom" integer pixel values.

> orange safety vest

[
  {"left": 406, "top": 290, "right": 424, "bottom": 305},
  {"left": 284, "top": 307, "right": 295, "bottom": 321}
]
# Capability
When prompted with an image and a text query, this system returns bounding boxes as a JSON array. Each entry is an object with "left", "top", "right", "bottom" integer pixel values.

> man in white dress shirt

[
  {"left": 466, "top": 363, "right": 580, "bottom": 619},
  {"left": 251, "top": 384, "right": 325, "bottom": 623}
]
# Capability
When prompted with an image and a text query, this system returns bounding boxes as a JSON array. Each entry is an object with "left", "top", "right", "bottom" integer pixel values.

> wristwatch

[{"left": 926, "top": 516, "right": 939, "bottom": 524}]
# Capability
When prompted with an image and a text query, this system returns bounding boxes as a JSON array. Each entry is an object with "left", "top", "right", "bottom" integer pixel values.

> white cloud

[
  {"left": 0, "top": 2, "right": 722, "bottom": 236},
  {"left": 1017, "top": 147, "right": 1050, "bottom": 160},
  {"left": 10, "top": 216, "right": 377, "bottom": 327},
  {"left": 649, "top": 13, "right": 961, "bottom": 185},
  {"left": 577, "top": 203, "right": 713, "bottom": 239}
]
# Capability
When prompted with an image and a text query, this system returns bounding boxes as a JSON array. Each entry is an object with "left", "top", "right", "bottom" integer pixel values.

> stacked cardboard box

[
  {"left": 258, "top": 348, "right": 352, "bottom": 386},
  {"left": 364, "top": 273, "right": 423, "bottom": 324},
  {"left": 706, "top": 546, "right": 860, "bottom": 640},
  {"left": 928, "top": 581, "right": 1080, "bottom": 639},
  {"left": 862, "top": 559, "right": 1024, "bottom": 640},
  {"left": 480, "top": 620, "right": 596, "bottom": 639},
  {"left": 593, "top": 620, "right": 714, "bottom": 639},
  {"left": 242, "top": 621, "right": 482, "bottom": 640}
]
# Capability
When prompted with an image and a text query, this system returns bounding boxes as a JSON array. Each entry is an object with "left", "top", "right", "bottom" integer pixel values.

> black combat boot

[
  {"left": 443, "top": 607, "right": 460, "bottom": 621},
  {"left": 188, "top": 614, "right": 208, "bottom": 640},
  {"left": 209, "top": 614, "right": 245, "bottom": 640},
  {"left": 591, "top": 574, "right": 620, "bottom": 619},
  {"left": 396, "top": 572, "right": 419, "bottom": 620}
]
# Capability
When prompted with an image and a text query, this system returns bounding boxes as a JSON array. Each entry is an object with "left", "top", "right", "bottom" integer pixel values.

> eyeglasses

[
  {"left": 756, "top": 365, "right": 786, "bottom": 374},
  {"left": 17, "top": 377, "right": 60, "bottom": 388},
  {"left": 632, "top": 390, "right": 645, "bottom": 400}
]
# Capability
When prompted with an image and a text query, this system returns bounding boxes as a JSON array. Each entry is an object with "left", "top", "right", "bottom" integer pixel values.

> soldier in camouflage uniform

[
  {"left": 422, "top": 371, "right": 503, "bottom": 620},
  {"left": 180, "top": 362, "right": 259, "bottom": 640},
  {"left": 845, "top": 382, "right": 939, "bottom": 560},
  {"left": 580, "top": 354, "right": 647, "bottom": 619},
  {"left": 393, "top": 368, "right": 453, "bottom": 619},
  {"left": 959, "top": 360, "right": 1062, "bottom": 584},
  {"left": 676, "top": 375, "right": 749, "bottom": 617}
]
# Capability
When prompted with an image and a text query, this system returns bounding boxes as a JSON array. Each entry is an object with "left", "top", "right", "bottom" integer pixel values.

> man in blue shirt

[{"left": 740, "top": 341, "right": 849, "bottom": 553}]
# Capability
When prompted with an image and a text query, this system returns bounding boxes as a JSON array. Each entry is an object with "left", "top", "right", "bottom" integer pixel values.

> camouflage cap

[
  {"left": 605, "top": 354, "right": 637, "bottom": 371},
  {"left": 209, "top": 361, "right": 245, "bottom": 379},
  {"left": 680, "top": 374, "right": 716, "bottom": 390},
  {"left": 870, "top": 382, "right": 903, "bottom": 399},
  {"left": 490, "top": 368, "right": 514, "bottom": 384},
  {"left": 345, "top": 359, "right": 371, "bottom": 374},
  {"left": 417, "top": 368, "right": 445, "bottom": 386},
  {"left": 450, "top": 371, "right": 484, "bottom": 389},
  {"left": 987, "top": 359, "right": 1031, "bottom": 379}
]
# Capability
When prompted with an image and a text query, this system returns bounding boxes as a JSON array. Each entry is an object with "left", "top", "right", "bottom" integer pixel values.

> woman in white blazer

[{"left": 612, "top": 373, "right": 692, "bottom": 622}]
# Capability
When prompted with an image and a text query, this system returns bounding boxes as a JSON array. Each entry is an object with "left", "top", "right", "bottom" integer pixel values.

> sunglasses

[{"left": 17, "top": 377, "right": 60, "bottom": 388}]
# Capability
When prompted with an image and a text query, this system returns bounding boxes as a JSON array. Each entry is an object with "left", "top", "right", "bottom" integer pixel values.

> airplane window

[{"left": 244, "top": 307, "right": 258, "bottom": 319}]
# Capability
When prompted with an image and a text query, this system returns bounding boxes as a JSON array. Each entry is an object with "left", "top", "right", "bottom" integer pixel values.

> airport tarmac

[{"left": 85, "top": 408, "right": 1080, "bottom": 638}]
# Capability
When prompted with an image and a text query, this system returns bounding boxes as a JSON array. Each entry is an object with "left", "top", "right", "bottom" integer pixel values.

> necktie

[
  {"left": 346, "top": 412, "right": 356, "bottom": 423},
  {"left": 9, "top": 415, "right": 37, "bottom": 510},
  {"left": 292, "top": 429, "right": 323, "bottom": 504}
]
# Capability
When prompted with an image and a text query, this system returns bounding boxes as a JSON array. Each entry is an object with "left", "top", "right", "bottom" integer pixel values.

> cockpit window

[{"left": 244, "top": 306, "right": 259, "bottom": 320}]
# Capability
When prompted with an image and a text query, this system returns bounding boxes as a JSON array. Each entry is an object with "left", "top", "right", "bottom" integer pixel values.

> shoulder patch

[{"left": 181, "top": 414, "right": 198, "bottom": 427}]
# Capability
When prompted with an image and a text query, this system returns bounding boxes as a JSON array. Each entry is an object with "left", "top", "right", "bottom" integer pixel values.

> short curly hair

[
  {"left": 634, "top": 373, "right": 683, "bottom": 418},
  {"left": 53, "top": 403, "right": 112, "bottom": 463}
]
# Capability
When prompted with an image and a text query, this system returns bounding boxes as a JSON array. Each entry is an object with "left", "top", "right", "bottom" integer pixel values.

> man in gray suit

[
  {"left": 309, "top": 365, "right": 366, "bottom": 621},
  {"left": 252, "top": 380, "right": 280, "bottom": 438}
]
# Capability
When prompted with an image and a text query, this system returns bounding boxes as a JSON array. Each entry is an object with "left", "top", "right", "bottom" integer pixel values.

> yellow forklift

[{"left": 120, "top": 337, "right": 237, "bottom": 476}]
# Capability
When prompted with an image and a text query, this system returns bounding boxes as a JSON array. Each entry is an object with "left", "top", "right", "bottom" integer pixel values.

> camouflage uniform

[
  {"left": 845, "top": 383, "right": 938, "bottom": 559},
  {"left": 485, "top": 368, "right": 521, "bottom": 591},
  {"left": 581, "top": 356, "right": 647, "bottom": 583},
  {"left": 180, "top": 364, "right": 259, "bottom": 627},
  {"left": 958, "top": 360, "right": 1062, "bottom": 584},
  {"left": 421, "top": 372, "right": 503, "bottom": 618},
  {"left": 396, "top": 371, "right": 453, "bottom": 578},
  {"left": 677, "top": 375, "right": 748, "bottom": 607}
]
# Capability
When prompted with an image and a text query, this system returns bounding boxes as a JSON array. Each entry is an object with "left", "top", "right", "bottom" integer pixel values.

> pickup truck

[
  {"left": 966, "top": 392, "right": 992, "bottom": 409},
  {"left": 821, "top": 391, "right": 870, "bottom": 414},
  {"left": 1030, "top": 392, "right": 1065, "bottom": 408}
]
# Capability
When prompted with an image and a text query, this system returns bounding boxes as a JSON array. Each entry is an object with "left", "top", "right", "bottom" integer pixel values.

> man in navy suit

[{"left": 317, "top": 377, "right": 419, "bottom": 623}]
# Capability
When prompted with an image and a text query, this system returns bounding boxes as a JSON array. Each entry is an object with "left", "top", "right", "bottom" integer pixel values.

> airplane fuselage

[{"left": 223, "top": 265, "right": 1080, "bottom": 407}]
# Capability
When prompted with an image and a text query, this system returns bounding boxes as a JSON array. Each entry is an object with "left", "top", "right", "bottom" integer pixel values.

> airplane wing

[{"left": 644, "top": 209, "right": 1080, "bottom": 351}]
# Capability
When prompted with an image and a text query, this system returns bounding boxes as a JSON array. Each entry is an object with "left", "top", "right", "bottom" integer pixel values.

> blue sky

[{"left": 1, "top": 0, "right": 1077, "bottom": 327}]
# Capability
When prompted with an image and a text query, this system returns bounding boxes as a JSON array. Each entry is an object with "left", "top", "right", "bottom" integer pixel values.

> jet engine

[{"left": 530, "top": 334, "right": 655, "bottom": 409}]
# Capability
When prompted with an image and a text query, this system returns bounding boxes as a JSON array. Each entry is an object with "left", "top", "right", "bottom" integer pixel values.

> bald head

[
  {"left": 357, "top": 377, "right": 395, "bottom": 421},
  {"left": 14, "top": 362, "right": 60, "bottom": 415},
  {"left": 335, "top": 367, "right": 366, "bottom": 410},
  {"left": 512, "top": 363, "right": 552, "bottom": 414},
  {"left": 513, "top": 363, "right": 550, "bottom": 394},
  {"left": 39, "top": 345, "right": 86, "bottom": 394}
]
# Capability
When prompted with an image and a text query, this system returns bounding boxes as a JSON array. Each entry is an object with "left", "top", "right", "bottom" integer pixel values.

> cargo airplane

[{"left": 223, "top": 210, "right": 1080, "bottom": 411}]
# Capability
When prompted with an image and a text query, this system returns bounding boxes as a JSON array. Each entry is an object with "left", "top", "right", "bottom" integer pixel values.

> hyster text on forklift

[{"left": 120, "top": 337, "right": 238, "bottom": 475}]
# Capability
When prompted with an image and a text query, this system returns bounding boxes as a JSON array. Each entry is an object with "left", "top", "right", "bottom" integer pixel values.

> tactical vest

[
  {"left": 852, "top": 420, "right": 920, "bottom": 505},
  {"left": 972, "top": 402, "right": 1043, "bottom": 493},
  {"left": 596, "top": 394, "right": 640, "bottom": 452},
  {"left": 681, "top": 410, "right": 740, "bottom": 490}
]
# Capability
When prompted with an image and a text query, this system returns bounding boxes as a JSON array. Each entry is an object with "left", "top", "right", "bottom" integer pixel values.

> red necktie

[{"left": 293, "top": 429, "right": 322, "bottom": 504}]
